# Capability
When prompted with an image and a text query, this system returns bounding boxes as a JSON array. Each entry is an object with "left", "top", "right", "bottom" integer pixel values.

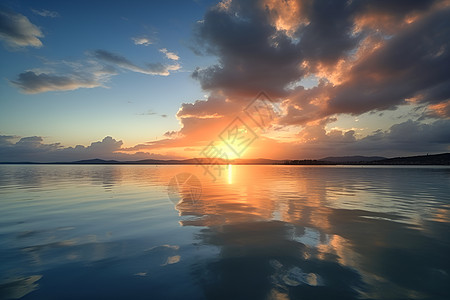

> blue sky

[
  {"left": 1, "top": 0, "right": 449, "bottom": 162},
  {"left": 0, "top": 0, "right": 216, "bottom": 146}
]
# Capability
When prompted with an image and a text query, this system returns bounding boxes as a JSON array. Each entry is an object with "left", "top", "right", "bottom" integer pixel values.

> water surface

[{"left": 0, "top": 165, "right": 449, "bottom": 299}]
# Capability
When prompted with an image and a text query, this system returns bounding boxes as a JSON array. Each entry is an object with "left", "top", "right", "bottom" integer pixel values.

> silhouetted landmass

[
  {"left": 319, "top": 156, "right": 386, "bottom": 163},
  {"left": 282, "top": 159, "right": 332, "bottom": 165},
  {"left": 1, "top": 153, "right": 449, "bottom": 165},
  {"left": 367, "top": 153, "right": 450, "bottom": 165},
  {"left": 72, "top": 159, "right": 120, "bottom": 164},
  {"left": 284, "top": 153, "right": 449, "bottom": 165}
]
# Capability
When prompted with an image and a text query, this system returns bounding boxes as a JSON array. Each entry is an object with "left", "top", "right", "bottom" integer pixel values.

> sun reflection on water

[{"left": 227, "top": 164, "right": 233, "bottom": 184}]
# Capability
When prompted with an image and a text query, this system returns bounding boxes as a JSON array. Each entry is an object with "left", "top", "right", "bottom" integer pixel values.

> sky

[{"left": 0, "top": 0, "right": 449, "bottom": 162}]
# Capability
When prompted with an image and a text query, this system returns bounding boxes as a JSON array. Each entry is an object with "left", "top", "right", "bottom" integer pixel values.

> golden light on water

[{"left": 227, "top": 164, "right": 233, "bottom": 184}]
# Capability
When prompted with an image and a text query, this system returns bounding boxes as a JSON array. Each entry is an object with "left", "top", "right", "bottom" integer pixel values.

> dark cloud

[
  {"left": 0, "top": 136, "right": 61, "bottom": 161},
  {"left": 10, "top": 71, "right": 103, "bottom": 94},
  {"left": 274, "top": 119, "right": 450, "bottom": 159},
  {"left": 186, "top": 0, "right": 450, "bottom": 133},
  {"left": 381, "top": 119, "right": 450, "bottom": 145},
  {"left": 0, "top": 8, "right": 43, "bottom": 48},
  {"left": 336, "top": 119, "right": 450, "bottom": 157},
  {"left": 191, "top": 0, "right": 303, "bottom": 99},
  {"left": 0, "top": 135, "right": 17, "bottom": 145},
  {"left": 328, "top": 7, "right": 450, "bottom": 115},
  {"left": 355, "top": 0, "right": 437, "bottom": 19},
  {"left": 295, "top": 0, "right": 359, "bottom": 67}
]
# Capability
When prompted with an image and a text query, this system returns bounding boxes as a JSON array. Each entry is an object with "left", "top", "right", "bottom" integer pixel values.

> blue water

[{"left": 0, "top": 165, "right": 449, "bottom": 299}]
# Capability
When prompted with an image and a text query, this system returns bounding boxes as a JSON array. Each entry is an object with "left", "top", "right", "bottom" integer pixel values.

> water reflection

[
  {"left": 173, "top": 166, "right": 450, "bottom": 299},
  {"left": 191, "top": 221, "right": 363, "bottom": 300},
  {"left": 0, "top": 165, "right": 448, "bottom": 299},
  {"left": 0, "top": 275, "right": 42, "bottom": 299}
]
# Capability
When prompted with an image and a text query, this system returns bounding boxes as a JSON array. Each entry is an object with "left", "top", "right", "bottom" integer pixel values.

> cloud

[
  {"left": 10, "top": 60, "right": 115, "bottom": 93},
  {"left": 93, "top": 49, "right": 180, "bottom": 76},
  {"left": 190, "top": 0, "right": 450, "bottom": 110},
  {"left": 0, "top": 136, "right": 181, "bottom": 162},
  {"left": 426, "top": 100, "right": 450, "bottom": 118},
  {"left": 337, "top": 119, "right": 450, "bottom": 157},
  {"left": 10, "top": 48, "right": 181, "bottom": 93},
  {"left": 102, "top": 116, "right": 450, "bottom": 159},
  {"left": 159, "top": 48, "right": 180, "bottom": 60},
  {"left": 3, "top": 118, "right": 448, "bottom": 163},
  {"left": 141, "top": 0, "right": 450, "bottom": 159},
  {"left": 0, "top": 135, "right": 18, "bottom": 145},
  {"left": 249, "top": 119, "right": 450, "bottom": 159},
  {"left": 31, "top": 9, "right": 59, "bottom": 18},
  {"left": 136, "top": 110, "right": 167, "bottom": 118},
  {"left": 0, "top": 8, "right": 44, "bottom": 48},
  {"left": 0, "top": 136, "right": 61, "bottom": 161},
  {"left": 132, "top": 36, "right": 152, "bottom": 46},
  {"left": 11, "top": 71, "right": 103, "bottom": 93},
  {"left": 327, "top": 7, "right": 450, "bottom": 115},
  {"left": 137, "top": 110, "right": 157, "bottom": 116},
  {"left": 190, "top": 0, "right": 304, "bottom": 99}
]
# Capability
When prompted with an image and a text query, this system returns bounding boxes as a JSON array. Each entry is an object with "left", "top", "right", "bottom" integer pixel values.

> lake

[{"left": 0, "top": 164, "right": 449, "bottom": 299}]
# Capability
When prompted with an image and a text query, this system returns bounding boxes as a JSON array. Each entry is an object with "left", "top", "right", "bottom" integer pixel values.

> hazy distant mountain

[
  {"left": 233, "top": 158, "right": 283, "bottom": 164},
  {"left": 319, "top": 156, "right": 386, "bottom": 163},
  {"left": 72, "top": 159, "right": 120, "bottom": 164},
  {"left": 2, "top": 153, "right": 449, "bottom": 165},
  {"left": 372, "top": 153, "right": 450, "bottom": 165},
  {"left": 69, "top": 153, "right": 450, "bottom": 165}
]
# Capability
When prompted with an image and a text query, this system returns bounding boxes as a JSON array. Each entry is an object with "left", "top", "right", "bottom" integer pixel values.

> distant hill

[
  {"left": 1, "top": 153, "right": 449, "bottom": 165},
  {"left": 371, "top": 153, "right": 450, "bottom": 165},
  {"left": 233, "top": 158, "right": 283, "bottom": 164},
  {"left": 72, "top": 159, "right": 120, "bottom": 164},
  {"left": 319, "top": 156, "right": 386, "bottom": 163}
]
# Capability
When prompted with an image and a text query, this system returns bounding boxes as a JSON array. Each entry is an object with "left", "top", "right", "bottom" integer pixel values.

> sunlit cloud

[
  {"left": 216, "top": 0, "right": 232, "bottom": 11},
  {"left": 159, "top": 48, "right": 179, "bottom": 60},
  {"left": 426, "top": 100, "right": 450, "bottom": 118},
  {"left": 0, "top": 8, "right": 44, "bottom": 48},
  {"left": 131, "top": 36, "right": 152, "bottom": 46}
]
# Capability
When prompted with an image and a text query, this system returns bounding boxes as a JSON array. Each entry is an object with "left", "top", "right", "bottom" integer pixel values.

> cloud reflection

[
  {"left": 173, "top": 165, "right": 450, "bottom": 299},
  {"left": 0, "top": 275, "right": 42, "bottom": 299}
]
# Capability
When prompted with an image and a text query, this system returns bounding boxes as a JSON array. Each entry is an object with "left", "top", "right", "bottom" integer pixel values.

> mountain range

[{"left": 2, "top": 153, "right": 449, "bottom": 165}]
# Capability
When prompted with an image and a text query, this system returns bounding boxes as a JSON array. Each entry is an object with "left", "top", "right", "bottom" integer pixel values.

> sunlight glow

[{"left": 227, "top": 164, "right": 233, "bottom": 184}]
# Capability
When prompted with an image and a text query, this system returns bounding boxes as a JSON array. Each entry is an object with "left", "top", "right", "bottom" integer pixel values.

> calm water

[{"left": 0, "top": 165, "right": 449, "bottom": 300}]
